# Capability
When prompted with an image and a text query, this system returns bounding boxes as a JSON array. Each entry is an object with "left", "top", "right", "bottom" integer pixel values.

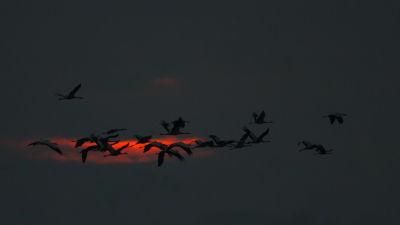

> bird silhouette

[
  {"left": 323, "top": 113, "right": 347, "bottom": 124},
  {"left": 250, "top": 111, "right": 273, "bottom": 124},
  {"left": 28, "top": 140, "right": 63, "bottom": 155},
  {"left": 56, "top": 83, "right": 83, "bottom": 100}
]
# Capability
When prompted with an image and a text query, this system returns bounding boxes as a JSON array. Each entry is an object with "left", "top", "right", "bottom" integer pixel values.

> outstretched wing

[
  {"left": 169, "top": 142, "right": 192, "bottom": 155},
  {"left": 242, "top": 126, "right": 257, "bottom": 141},
  {"left": 168, "top": 150, "right": 185, "bottom": 161},
  {"left": 329, "top": 116, "right": 335, "bottom": 124},
  {"left": 158, "top": 151, "right": 165, "bottom": 167},
  {"left": 80, "top": 149, "right": 88, "bottom": 163},
  {"left": 143, "top": 141, "right": 167, "bottom": 153},
  {"left": 28, "top": 141, "right": 40, "bottom": 146},
  {"left": 337, "top": 116, "right": 344, "bottom": 124},
  {"left": 256, "top": 128, "right": 269, "bottom": 142},
  {"left": 74, "top": 138, "right": 91, "bottom": 148},
  {"left": 257, "top": 111, "right": 266, "bottom": 122},
  {"left": 68, "top": 83, "right": 81, "bottom": 97},
  {"left": 42, "top": 140, "right": 63, "bottom": 155},
  {"left": 240, "top": 133, "right": 249, "bottom": 142},
  {"left": 116, "top": 143, "right": 130, "bottom": 152},
  {"left": 252, "top": 112, "right": 258, "bottom": 122},
  {"left": 160, "top": 120, "right": 170, "bottom": 132},
  {"left": 209, "top": 135, "right": 222, "bottom": 144}
]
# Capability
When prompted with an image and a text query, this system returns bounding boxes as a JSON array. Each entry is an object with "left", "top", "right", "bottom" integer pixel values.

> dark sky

[{"left": 1, "top": 1, "right": 400, "bottom": 224}]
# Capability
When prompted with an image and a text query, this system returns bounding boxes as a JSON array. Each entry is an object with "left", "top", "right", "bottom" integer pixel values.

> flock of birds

[{"left": 27, "top": 84, "right": 347, "bottom": 167}]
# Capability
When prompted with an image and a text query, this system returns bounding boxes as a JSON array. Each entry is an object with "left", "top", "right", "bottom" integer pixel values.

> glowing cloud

[{"left": 16, "top": 136, "right": 214, "bottom": 164}]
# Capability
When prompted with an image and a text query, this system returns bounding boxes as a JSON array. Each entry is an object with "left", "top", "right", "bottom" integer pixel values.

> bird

[
  {"left": 242, "top": 126, "right": 270, "bottom": 144},
  {"left": 28, "top": 140, "right": 63, "bottom": 155},
  {"left": 189, "top": 140, "right": 214, "bottom": 148},
  {"left": 323, "top": 113, "right": 347, "bottom": 124},
  {"left": 142, "top": 141, "right": 168, "bottom": 153},
  {"left": 72, "top": 137, "right": 92, "bottom": 148},
  {"left": 90, "top": 133, "right": 105, "bottom": 150},
  {"left": 132, "top": 135, "right": 152, "bottom": 146},
  {"left": 209, "top": 135, "right": 235, "bottom": 148},
  {"left": 103, "top": 142, "right": 130, "bottom": 157},
  {"left": 229, "top": 141, "right": 252, "bottom": 150},
  {"left": 167, "top": 142, "right": 192, "bottom": 155},
  {"left": 102, "top": 129, "right": 126, "bottom": 135},
  {"left": 250, "top": 111, "right": 273, "bottom": 124},
  {"left": 168, "top": 117, "right": 190, "bottom": 128},
  {"left": 56, "top": 83, "right": 83, "bottom": 100},
  {"left": 159, "top": 120, "right": 190, "bottom": 135},
  {"left": 156, "top": 149, "right": 185, "bottom": 167},
  {"left": 313, "top": 145, "right": 333, "bottom": 155},
  {"left": 298, "top": 141, "right": 317, "bottom": 152},
  {"left": 79, "top": 146, "right": 98, "bottom": 163}
]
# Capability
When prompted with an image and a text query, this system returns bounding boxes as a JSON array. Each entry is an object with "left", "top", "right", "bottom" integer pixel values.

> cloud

[
  {"left": 14, "top": 136, "right": 214, "bottom": 164},
  {"left": 154, "top": 78, "right": 178, "bottom": 86}
]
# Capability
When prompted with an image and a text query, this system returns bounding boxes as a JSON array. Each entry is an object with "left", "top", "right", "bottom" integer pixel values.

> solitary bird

[
  {"left": 56, "top": 83, "right": 83, "bottom": 100},
  {"left": 28, "top": 140, "right": 63, "bottom": 155},
  {"left": 189, "top": 140, "right": 214, "bottom": 149},
  {"left": 160, "top": 120, "right": 190, "bottom": 135},
  {"left": 102, "top": 129, "right": 126, "bottom": 135},
  {"left": 313, "top": 145, "right": 333, "bottom": 155},
  {"left": 323, "top": 113, "right": 347, "bottom": 124},
  {"left": 250, "top": 111, "right": 273, "bottom": 124},
  {"left": 298, "top": 141, "right": 316, "bottom": 152},
  {"left": 242, "top": 126, "right": 270, "bottom": 144}
]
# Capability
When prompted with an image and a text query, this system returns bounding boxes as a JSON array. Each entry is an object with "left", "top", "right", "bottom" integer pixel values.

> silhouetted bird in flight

[
  {"left": 313, "top": 145, "right": 333, "bottom": 155},
  {"left": 298, "top": 141, "right": 316, "bottom": 152},
  {"left": 323, "top": 113, "right": 347, "bottom": 124},
  {"left": 72, "top": 137, "right": 92, "bottom": 148},
  {"left": 167, "top": 142, "right": 192, "bottom": 155},
  {"left": 132, "top": 135, "right": 152, "bottom": 146},
  {"left": 102, "top": 129, "right": 126, "bottom": 135},
  {"left": 142, "top": 141, "right": 168, "bottom": 153},
  {"left": 229, "top": 134, "right": 252, "bottom": 150},
  {"left": 80, "top": 147, "right": 97, "bottom": 163},
  {"left": 168, "top": 117, "right": 190, "bottom": 128},
  {"left": 103, "top": 142, "right": 130, "bottom": 157},
  {"left": 56, "top": 83, "right": 83, "bottom": 100},
  {"left": 209, "top": 135, "right": 236, "bottom": 148},
  {"left": 189, "top": 140, "right": 215, "bottom": 149},
  {"left": 28, "top": 140, "right": 63, "bottom": 155},
  {"left": 242, "top": 126, "right": 270, "bottom": 144},
  {"left": 142, "top": 141, "right": 185, "bottom": 167},
  {"left": 160, "top": 120, "right": 190, "bottom": 135},
  {"left": 250, "top": 111, "right": 273, "bottom": 124}
]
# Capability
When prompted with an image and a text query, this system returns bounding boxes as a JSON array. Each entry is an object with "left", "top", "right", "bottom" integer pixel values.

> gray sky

[{"left": 1, "top": 1, "right": 400, "bottom": 224}]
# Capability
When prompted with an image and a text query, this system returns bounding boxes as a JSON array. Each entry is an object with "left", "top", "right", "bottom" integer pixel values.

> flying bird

[
  {"left": 103, "top": 142, "right": 130, "bottom": 157},
  {"left": 189, "top": 140, "right": 214, "bottom": 148},
  {"left": 298, "top": 141, "right": 316, "bottom": 152},
  {"left": 167, "top": 142, "right": 192, "bottom": 156},
  {"left": 168, "top": 117, "right": 190, "bottom": 128},
  {"left": 28, "top": 140, "right": 63, "bottom": 155},
  {"left": 56, "top": 83, "right": 83, "bottom": 100},
  {"left": 132, "top": 135, "right": 152, "bottom": 146},
  {"left": 160, "top": 120, "right": 190, "bottom": 135},
  {"left": 250, "top": 111, "right": 273, "bottom": 124},
  {"left": 323, "top": 113, "right": 347, "bottom": 124},
  {"left": 142, "top": 141, "right": 168, "bottom": 153},
  {"left": 242, "top": 126, "right": 270, "bottom": 144},
  {"left": 313, "top": 145, "right": 333, "bottom": 155},
  {"left": 72, "top": 137, "right": 92, "bottom": 148},
  {"left": 209, "top": 135, "right": 235, "bottom": 148},
  {"left": 157, "top": 149, "right": 185, "bottom": 167},
  {"left": 102, "top": 129, "right": 126, "bottom": 135}
]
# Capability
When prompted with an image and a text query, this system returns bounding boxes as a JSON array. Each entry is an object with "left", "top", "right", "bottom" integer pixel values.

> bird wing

[
  {"left": 41, "top": 140, "right": 63, "bottom": 155},
  {"left": 242, "top": 126, "right": 257, "bottom": 141},
  {"left": 101, "top": 140, "right": 116, "bottom": 154},
  {"left": 298, "top": 141, "right": 311, "bottom": 147},
  {"left": 257, "top": 110, "right": 266, "bottom": 122},
  {"left": 28, "top": 141, "right": 40, "bottom": 146},
  {"left": 68, "top": 83, "right": 81, "bottom": 97},
  {"left": 169, "top": 142, "right": 192, "bottom": 155},
  {"left": 80, "top": 150, "right": 88, "bottom": 163},
  {"left": 171, "top": 117, "right": 185, "bottom": 128},
  {"left": 337, "top": 116, "right": 344, "bottom": 124},
  {"left": 158, "top": 151, "right": 165, "bottom": 167},
  {"left": 256, "top": 128, "right": 270, "bottom": 142},
  {"left": 90, "top": 133, "right": 105, "bottom": 150},
  {"left": 134, "top": 135, "right": 142, "bottom": 140},
  {"left": 160, "top": 120, "right": 170, "bottom": 132},
  {"left": 209, "top": 135, "right": 222, "bottom": 144},
  {"left": 170, "top": 122, "right": 183, "bottom": 134},
  {"left": 116, "top": 143, "right": 130, "bottom": 152},
  {"left": 315, "top": 145, "right": 326, "bottom": 153},
  {"left": 168, "top": 149, "right": 185, "bottom": 161},
  {"left": 329, "top": 116, "right": 335, "bottom": 124},
  {"left": 75, "top": 138, "right": 91, "bottom": 148},
  {"left": 240, "top": 133, "right": 249, "bottom": 142},
  {"left": 252, "top": 112, "right": 258, "bottom": 122},
  {"left": 143, "top": 142, "right": 167, "bottom": 153}
]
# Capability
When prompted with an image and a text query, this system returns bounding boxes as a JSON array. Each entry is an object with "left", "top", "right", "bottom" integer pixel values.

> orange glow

[{"left": 16, "top": 137, "right": 214, "bottom": 164}]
